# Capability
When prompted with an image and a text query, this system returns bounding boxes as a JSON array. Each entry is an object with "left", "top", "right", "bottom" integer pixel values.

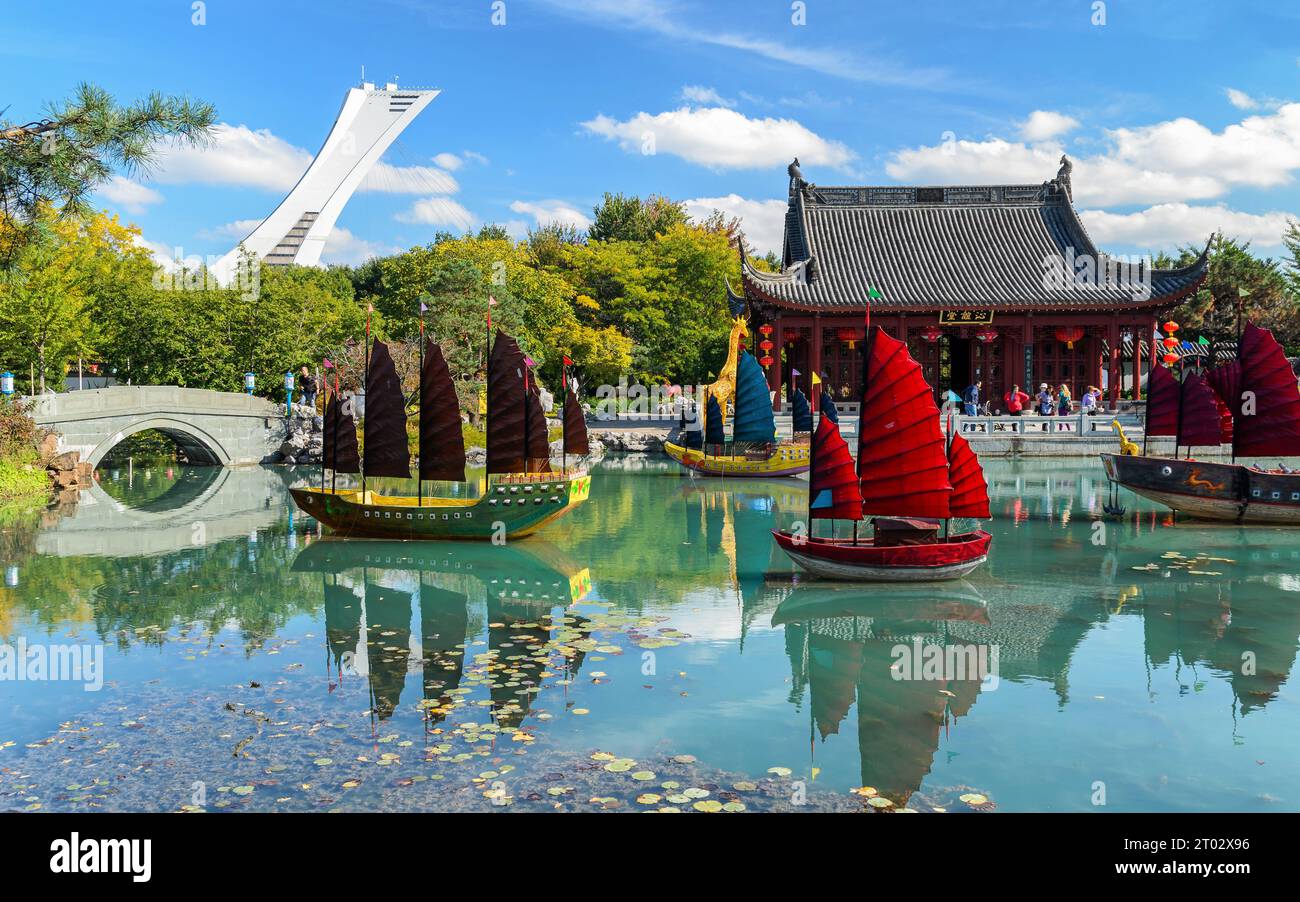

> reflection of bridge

[
  {"left": 28, "top": 386, "right": 284, "bottom": 467},
  {"left": 34, "top": 465, "right": 289, "bottom": 557}
]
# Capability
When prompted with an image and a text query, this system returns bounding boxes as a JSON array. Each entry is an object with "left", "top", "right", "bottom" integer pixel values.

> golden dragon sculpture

[{"left": 703, "top": 317, "right": 748, "bottom": 426}]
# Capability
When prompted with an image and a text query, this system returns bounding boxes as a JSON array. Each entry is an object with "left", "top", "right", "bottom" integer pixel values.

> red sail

[
  {"left": 857, "top": 327, "right": 952, "bottom": 518},
  {"left": 363, "top": 339, "right": 411, "bottom": 479},
  {"left": 419, "top": 339, "right": 466, "bottom": 483},
  {"left": 1178, "top": 371, "right": 1226, "bottom": 449},
  {"left": 562, "top": 385, "right": 589, "bottom": 455},
  {"left": 1234, "top": 322, "right": 1300, "bottom": 457},
  {"left": 524, "top": 375, "right": 552, "bottom": 474},
  {"left": 809, "top": 415, "right": 864, "bottom": 520},
  {"left": 322, "top": 389, "right": 360, "bottom": 473},
  {"left": 1207, "top": 359, "right": 1240, "bottom": 445},
  {"left": 946, "top": 432, "right": 990, "bottom": 519},
  {"left": 1144, "top": 363, "right": 1179, "bottom": 437},
  {"left": 487, "top": 331, "right": 550, "bottom": 474}
]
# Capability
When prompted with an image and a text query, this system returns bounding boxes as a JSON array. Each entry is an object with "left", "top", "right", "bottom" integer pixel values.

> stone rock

[
  {"left": 588, "top": 430, "right": 666, "bottom": 453},
  {"left": 539, "top": 388, "right": 554, "bottom": 413},
  {"left": 47, "top": 450, "right": 80, "bottom": 472},
  {"left": 38, "top": 432, "right": 59, "bottom": 458},
  {"left": 465, "top": 446, "right": 487, "bottom": 464}
]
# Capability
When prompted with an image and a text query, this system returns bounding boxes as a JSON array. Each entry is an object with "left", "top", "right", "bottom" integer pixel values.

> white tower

[{"left": 214, "top": 80, "right": 438, "bottom": 280}]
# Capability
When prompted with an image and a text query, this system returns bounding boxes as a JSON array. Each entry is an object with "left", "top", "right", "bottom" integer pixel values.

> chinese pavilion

[{"left": 732, "top": 157, "right": 1210, "bottom": 412}]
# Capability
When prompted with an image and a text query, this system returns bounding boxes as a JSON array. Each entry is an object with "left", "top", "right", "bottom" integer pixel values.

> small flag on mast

[
  {"left": 487, "top": 294, "right": 497, "bottom": 330},
  {"left": 811, "top": 372, "right": 822, "bottom": 386},
  {"left": 323, "top": 359, "right": 334, "bottom": 369}
]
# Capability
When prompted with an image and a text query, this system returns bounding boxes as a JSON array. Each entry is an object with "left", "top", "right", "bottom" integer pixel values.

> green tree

[
  {"left": 588, "top": 193, "right": 689, "bottom": 243},
  {"left": 1, "top": 83, "right": 215, "bottom": 267},
  {"left": 1167, "top": 234, "right": 1295, "bottom": 350}
]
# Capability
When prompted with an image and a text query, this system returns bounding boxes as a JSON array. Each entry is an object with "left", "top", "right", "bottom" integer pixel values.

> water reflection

[{"left": 293, "top": 540, "right": 593, "bottom": 733}]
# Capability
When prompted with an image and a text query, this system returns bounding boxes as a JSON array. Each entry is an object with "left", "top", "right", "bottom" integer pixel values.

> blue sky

[{"left": 5, "top": 0, "right": 1299, "bottom": 265}]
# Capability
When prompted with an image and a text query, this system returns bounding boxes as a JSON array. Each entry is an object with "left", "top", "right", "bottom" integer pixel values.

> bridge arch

[{"left": 86, "top": 416, "right": 232, "bottom": 467}]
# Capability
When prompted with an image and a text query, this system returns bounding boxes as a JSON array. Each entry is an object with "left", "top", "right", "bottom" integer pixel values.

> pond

[{"left": 1, "top": 455, "right": 1297, "bottom": 813}]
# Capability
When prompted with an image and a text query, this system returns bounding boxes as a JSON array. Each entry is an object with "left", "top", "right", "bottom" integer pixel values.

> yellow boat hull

[{"left": 663, "top": 441, "right": 810, "bottom": 478}]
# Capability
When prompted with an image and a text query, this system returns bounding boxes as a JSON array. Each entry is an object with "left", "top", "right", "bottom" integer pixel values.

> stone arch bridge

[{"left": 28, "top": 386, "right": 284, "bottom": 467}]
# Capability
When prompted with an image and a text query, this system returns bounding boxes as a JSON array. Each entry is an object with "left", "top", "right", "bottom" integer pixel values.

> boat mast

[
  {"left": 417, "top": 301, "right": 425, "bottom": 508},
  {"left": 363, "top": 303, "right": 371, "bottom": 499}
]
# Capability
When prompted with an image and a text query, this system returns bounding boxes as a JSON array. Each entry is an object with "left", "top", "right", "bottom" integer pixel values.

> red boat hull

[{"left": 772, "top": 528, "right": 991, "bottom": 582}]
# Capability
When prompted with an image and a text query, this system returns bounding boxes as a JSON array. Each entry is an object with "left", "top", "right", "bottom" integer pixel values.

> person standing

[
  {"left": 1003, "top": 384, "right": 1029, "bottom": 416},
  {"left": 1035, "top": 383, "right": 1054, "bottom": 416},
  {"left": 300, "top": 365, "right": 318, "bottom": 410},
  {"left": 963, "top": 380, "right": 982, "bottom": 416},
  {"left": 1056, "top": 383, "right": 1073, "bottom": 416},
  {"left": 1081, "top": 385, "right": 1099, "bottom": 414}
]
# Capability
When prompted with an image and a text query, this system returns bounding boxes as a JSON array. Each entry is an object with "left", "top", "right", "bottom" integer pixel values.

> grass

[{"left": 0, "top": 450, "right": 50, "bottom": 500}]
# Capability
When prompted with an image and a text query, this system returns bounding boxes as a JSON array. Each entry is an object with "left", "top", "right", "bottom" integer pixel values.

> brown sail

[
  {"left": 562, "top": 384, "right": 589, "bottom": 455},
  {"left": 363, "top": 339, "right": 412, "bottom": 479},
  {"left": 487, "top": 331, "right": 553, "bottom": 474},
  {"left": 322, "top": 390, "right": 360, "bottom": 473},
  {"left": 419, "top": 339, "right": 466, "bottom": 482}
]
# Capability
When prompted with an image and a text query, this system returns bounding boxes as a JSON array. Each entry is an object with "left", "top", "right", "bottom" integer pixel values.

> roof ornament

[
  {"left": 788, "top": 157, "right": 807, "bottom": 192},
  {"left": 1055, "top": 154, "right": 1073, "bottom": 201}
]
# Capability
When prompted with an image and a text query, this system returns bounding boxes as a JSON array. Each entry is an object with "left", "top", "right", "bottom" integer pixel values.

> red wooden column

[
  {"left": 1107, "top": 314, "right": 1121, "bottom": 410},
  {"left": 1133, "top": 319, "right": 1143, "bottom": 401},
  {"left": 811, "top": 311, "right": 823, "bottom": 408},
  {"left": 768, "top": 312, "right": 783, "bottom": 411}
]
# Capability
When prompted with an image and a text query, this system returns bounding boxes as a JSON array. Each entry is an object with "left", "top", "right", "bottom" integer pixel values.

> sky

[{"left": 5, "top": 0, "right": 1299, "bottom": 268}]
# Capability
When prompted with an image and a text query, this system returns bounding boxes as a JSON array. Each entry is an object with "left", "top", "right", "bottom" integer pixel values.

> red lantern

[
  {"left": 783, "top": 328, "right": 800, "bottom": 344},
  {"left": 1162, "top": 352, "right": 1178, "bottom": 365},
  {"left": 1163, "top": 320, "right": 1179, "bottom": 334},
  {"left": 758, "top": 323, "right": 773, "bottom": 336},
  {"left": 1054, "top": 326, "right": 1084, "bottom": 349},
  {"left": 759, "top": 339, "right": 774, "bottom": 352},
  {"left": 921, "top": 325, "right": 943, "bottom": 343},
  {"left": 836, "top": 326, "right": 862, "bottom": 349},
  {"left": 1162, "top": 336, "right": 1179, "bottom": 350},
  {"left": 975, "top": 327, "right": 999, "bottom": 344},
  {"left": 759, "top": 355, "right": 774, "bottom": 368}
]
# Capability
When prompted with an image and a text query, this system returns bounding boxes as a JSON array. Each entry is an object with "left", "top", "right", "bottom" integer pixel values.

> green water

[{"left": 1, "top": 456, "right": 1297, "bottom": 813}]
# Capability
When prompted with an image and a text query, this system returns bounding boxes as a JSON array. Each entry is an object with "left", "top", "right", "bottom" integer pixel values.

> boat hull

[
  {"left": 289, "top": 471, "right": 591, "bottom": 540},
  {"left": 771, "top": 529, "right": 991, "bottom": 582},
  {"left": 664, "top": 440, "right": 810, "bottom": 477},
  {"left": 1101, "top": 453, "right": 1300, "bottom": 524}
]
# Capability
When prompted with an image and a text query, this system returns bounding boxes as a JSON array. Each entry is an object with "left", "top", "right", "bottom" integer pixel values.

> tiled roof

[{"left": 743, "top": 168, "right": 1209, "bottom": 312}]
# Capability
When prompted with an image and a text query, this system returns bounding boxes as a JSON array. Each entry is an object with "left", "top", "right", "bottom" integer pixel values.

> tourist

[
  {"left": 300, "top": 365, "right": 318, "bottom": 410},
  {"left": 1004, "top": 384, "right": 1029, "bottom": 416},
  {"left": 963, "top": 380, "right": 982, "bottom": 416},
  {"left": 1035, "top": 383, "right": 1054, "bottom": 416},
  {"left": 1081, "top": 386, "right": 1100, "bottom": 414},
  {"left": 1057, "top": 384, "right": 1072, "bottom": 415}
]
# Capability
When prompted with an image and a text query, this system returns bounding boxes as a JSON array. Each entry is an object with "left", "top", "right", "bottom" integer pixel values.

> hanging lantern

[
  {"left": 783, "top": 328, "right": 800, "bottom": 344},
  {"left": 758, "top": 323, "right": 774, "bottom": 337},
  {"left": 1163, "top": 320, "right": 1179, "bottom": 334},
  {"left": 1162, "top": 336, "right": 1180, "bottom": 350},
  {"left": 975, "top": 327, "right": 999, "bottom": 344},
  {"left": 1053, "top": 325, "right": 1085, "bottom": 349},
  {"left": 759, "top": 355, "right": 775, "bottom": 368},
  {"left": 1162, "top": 352, "right": 1178, "bottom": 365},
  {"left": 759, "top": 339, "right": 774, "bottom": 352},
  {"left": 836, "top": 326, "right": 862, "bottom": 349},
  {"left": 921, "top": 325, "right": 943, "bottom": 343}
]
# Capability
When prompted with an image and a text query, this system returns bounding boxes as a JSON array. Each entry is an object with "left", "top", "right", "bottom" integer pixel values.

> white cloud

[
  {"left": 886, "top": 102, "right": 1300, "bottom": 207},
  {"left": 96, "top": 175, "right": 164, "bottom": 214},
  {"left": 582, "top": 106, "right": 856, "bottom": 170},
  {"left": 1080, "top": 204, "right": 1294, "bottom": 251},
  {"left": 150, "top": 122, "right": 458, "bottom": 196},
  {"left": 1019, "top": 110, "right": 1079, "bottom": 142},
  {"left": 195, "top": 218, "right": 263, "bottom": 242},
  {"left": 321, "top": 227, "right": 404, "bottom": 265},
  {"left": 462, "top": 150, "right": 490, "bottom": 166},
  {"left": 681, "top": 194, "right": 786, "bottom": 256},
  {"left": 509, "top": 199, "right": 592, "bottom": 230},
  {"left": 152, "top": 123, "right": 312, "bottom": 191},
  {"left": 432, "top": 152, "right": 462, "bottom": 171},
  {"left": 360, "top": 162, "right": 458, "bottom": 194},
  {"left": 395, "top": 196, "right": 476, "bottom": 231},
  {"left": 537, "top": 0, "right": 947, "bottom": 88},
  {"left": 681, "top": 85, "right": 733, "bottom": 107},
  {"left": 1225, "top": 88, "right": 1258, "bottom": 110}
]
